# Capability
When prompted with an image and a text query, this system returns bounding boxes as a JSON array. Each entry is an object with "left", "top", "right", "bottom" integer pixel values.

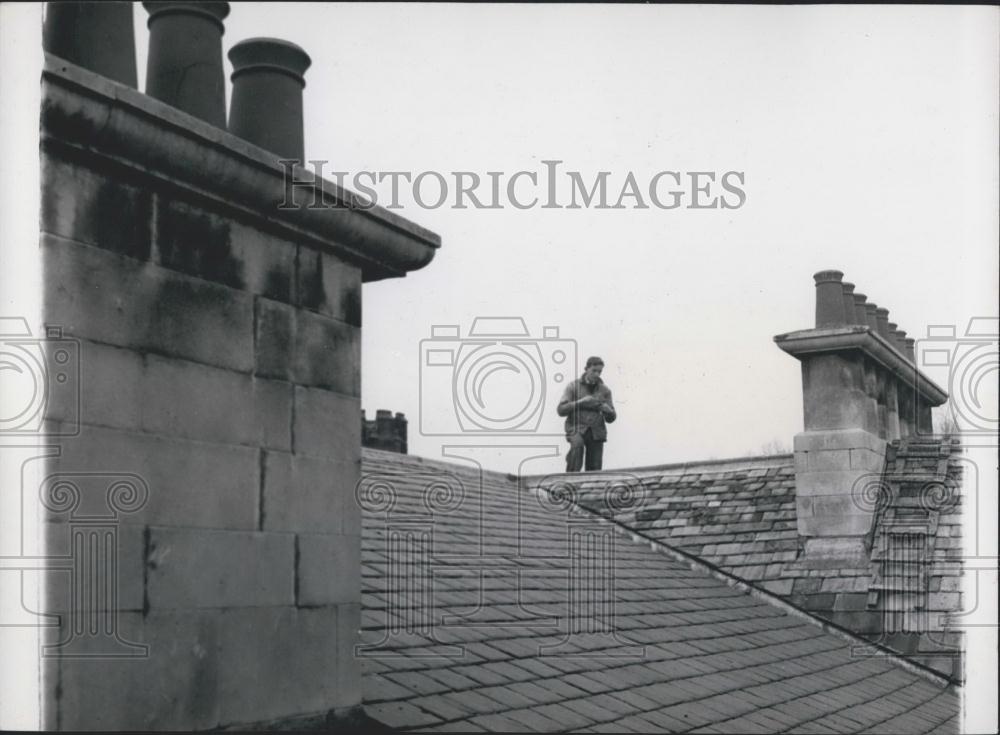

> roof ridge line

[
  {"left": 544, "top": 487, "right": 958, "bottom": 689},
  {"left": 521, "top": 453, "right": 795, "bottom": 481},
  {"left": 363, "top": 448, "right": 795, "bottom": 483},
  {"left": 361, "top": 447, "right": 518, "bottom": 485}
]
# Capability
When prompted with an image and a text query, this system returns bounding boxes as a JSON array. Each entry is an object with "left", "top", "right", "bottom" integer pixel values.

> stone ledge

[
  {"left": 41, "top": 55, "right": 440, "bottom": 283},
  {"left": 773, "top": 326, "right": 947, "bottom": 406},
  {"left": 794, "top": 429, "right": 887, "bottom": 454}
]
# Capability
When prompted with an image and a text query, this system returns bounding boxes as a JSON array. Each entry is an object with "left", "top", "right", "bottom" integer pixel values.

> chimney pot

[
  {"left": 874, "top": 307, "right": 891, "bottom": 340},
  {"left": 852, "top": 293, "right": 869, "bottom": 326},
  {"left": 841, "top": 282, "right": 858, "bottom": 325},
  {"left": 144, "top": 1, "right": 230, "bottom": 127},
  {"left": 894, "top": 328, "right": 908, "bottom": 357},
  {"left": 813, "top": 270, "right": 845, "bottom": 327},
  {"left": 904, "top": 337, "right": 916, "bottom": 362},
  {"left": 228, "top": 37, "right": 312, "bottom": 161},
  {"left": 888, "top": 323, "right": 901, "bottom": 353},
  {"left": 864, "top": 303, "right": 879, "bottom": 332},
  {"left": 43, "top": 1, "right": 138, "bottom": 87}
]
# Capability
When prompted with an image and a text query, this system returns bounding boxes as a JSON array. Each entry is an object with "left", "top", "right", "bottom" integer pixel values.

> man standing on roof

[{"left": 557, "top": 356, "right": 617, "bottom": 472}]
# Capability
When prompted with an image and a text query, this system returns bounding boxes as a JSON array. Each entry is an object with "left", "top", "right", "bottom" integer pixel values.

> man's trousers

[{"left": 566, "top": 428, "right": 604, "bottom": 472}]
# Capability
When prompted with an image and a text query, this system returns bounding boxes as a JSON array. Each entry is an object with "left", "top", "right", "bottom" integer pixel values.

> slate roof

[
  {"left": 557, "top": 440, "right": 965, "bottom": 680},
  {"left": 560, "top": 455, "right": 801, "bottom": 590},
  {"left": 359, "top": 449, "right": 961, "bottom": 732}
]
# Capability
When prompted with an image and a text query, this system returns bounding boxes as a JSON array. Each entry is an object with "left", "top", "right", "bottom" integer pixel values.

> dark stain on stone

[
  {"left": 262, "top": 265, "right": 292, "bottom": 304},
  {"left": 41, "top": 167, "right": 152, "bottom": 260},
  {"left": 342, "top": 283, "right": 362, "bottom": 327},
  {"left": 92, "top": 179, "right": 153, "bottom": 261},
  {"left": 297, "top": 246, "right": 326, "bottom": 313},
  {"left": 254, "top": 299, "right": 294, "bottom": 381},
  {"left": 157, "top": 199, "right": 243, "bottom": 289},
  {"left": 40, "top": 149, "right": 152, "bottom": 261},
  {"left": 146, "top": 272, "right": 245, "bottom": 362}
]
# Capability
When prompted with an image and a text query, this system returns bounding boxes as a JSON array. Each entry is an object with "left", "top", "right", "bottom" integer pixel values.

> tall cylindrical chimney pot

[
  {"left": 813, "top": 270, "right": 845, "bottom": 327},
  {"left": 894, "top": 329, "right": 908, "bottom": 357},
  {"left": 144, "top": 2, "right": 229, "bottom": 127},
  {"left": 841, "top": 282, "right": 859, "bottom": 325},
  {"left": 864, "top": 303, "right": 880, "bottom": 332},
  {"left": 904, "top": 338, "right": 916, "bottom": 363},
  {"left": 228, "top": 38, "right": 312, "bottom": 161},
  {"left": 43, "top": 1, "right": 137, "bottom": 87},
  {"left": 875, "top": 308, "right": 891, "bottom": 339},
  {"left": 852, "top": 293, "right": 869, "bottom": 326}
]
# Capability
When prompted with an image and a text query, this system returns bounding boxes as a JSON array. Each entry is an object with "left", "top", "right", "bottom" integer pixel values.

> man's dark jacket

[{"left": 556, "top": 376, "right": 617, "bottom": 441}]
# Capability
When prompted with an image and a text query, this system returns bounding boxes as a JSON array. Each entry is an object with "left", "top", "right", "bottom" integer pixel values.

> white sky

[
  {"left": 129, "top": 3, "right": 998, "bottom": 475},
  {"left": 1, "top": 5, "right": 996, "bottom": 729}
]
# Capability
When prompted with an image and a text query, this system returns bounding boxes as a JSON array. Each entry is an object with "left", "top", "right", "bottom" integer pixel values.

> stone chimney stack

[
  {"left": 361, "top": 409, "right": 408, "bottom": 454},
  {"left": 228, "top": 38, "right": 312, "bottom": 161},
  {"left": 395, "top": 412, "right": 409, "bottom": 454},
  {"left": 43, "top": 1, "right": 137, "bottom": 87},
  {"left": 39, "top": 2, "right": 439, "bottom": 729},
  {"left": 774, "top": 271, "right": 947, "bottom": 564},
  {"left": 144, "top": 1, "right": 230, "bottom": 127}
]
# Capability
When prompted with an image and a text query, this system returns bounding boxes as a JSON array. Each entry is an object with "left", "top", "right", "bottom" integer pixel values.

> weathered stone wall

[
  {"left": 41, "top": 140, "right": 360, "bottom": 731},
  {"left": 36, "top": 53, "right": 436, "bottom": 730}
]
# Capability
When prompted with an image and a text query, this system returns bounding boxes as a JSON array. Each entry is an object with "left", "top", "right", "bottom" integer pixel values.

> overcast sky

[{"left": 135, "top": 4, "right": 999, "bottom": 474}]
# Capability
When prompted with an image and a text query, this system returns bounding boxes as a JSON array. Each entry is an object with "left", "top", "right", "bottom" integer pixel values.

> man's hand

[
  {"left": 577, "top": 395, "right": 601, "bottom": 409},
  {"left": 599, "top": 402, "right": 614, "bottom": 416}
]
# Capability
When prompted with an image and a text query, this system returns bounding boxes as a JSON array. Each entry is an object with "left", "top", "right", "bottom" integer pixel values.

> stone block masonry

[{"left": 37, "top": 9, "right": 438, "bottom": 728}]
